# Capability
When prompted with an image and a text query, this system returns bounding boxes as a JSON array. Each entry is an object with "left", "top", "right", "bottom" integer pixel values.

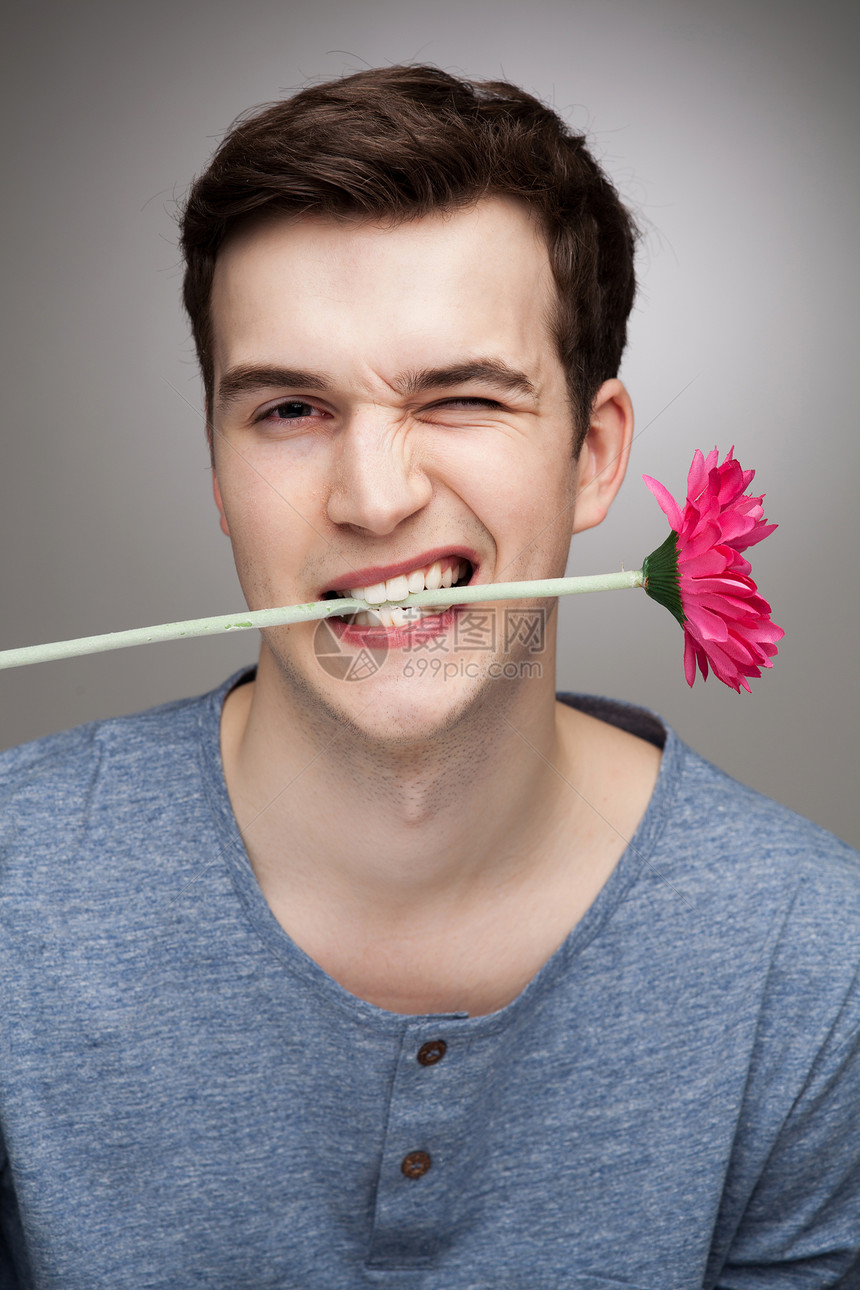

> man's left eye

[{"left": 436, "top": 398, "right": 500, "bottom": 409}]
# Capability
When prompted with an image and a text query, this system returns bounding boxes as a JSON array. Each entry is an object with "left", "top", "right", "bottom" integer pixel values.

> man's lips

[
  {"left": 321, "top": 546, "right": 480, "bottom": 598},
  {"left": 326, "top": 605, "right": 459, "bottom": 643}
]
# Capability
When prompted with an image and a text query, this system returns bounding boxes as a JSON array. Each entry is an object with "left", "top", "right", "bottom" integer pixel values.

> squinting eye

[{"left": 438, "top": 398, "right": 500, "bottom": 409}]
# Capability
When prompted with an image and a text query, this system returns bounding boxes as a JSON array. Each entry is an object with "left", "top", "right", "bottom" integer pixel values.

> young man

[{"left": 1, "top": 66, "right": 858, "bottom": 1287}]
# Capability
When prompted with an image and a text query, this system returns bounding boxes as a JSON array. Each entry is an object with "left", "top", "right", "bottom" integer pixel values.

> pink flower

[{"left": 642, "top": 447, "right": 784, "bottom": 692}]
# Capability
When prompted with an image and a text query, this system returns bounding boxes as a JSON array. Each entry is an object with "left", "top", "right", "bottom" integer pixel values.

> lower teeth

[
  {"left": 335, "top": 570, "right": 469, "bottom": 628},
  {"left": 347, "top": 605, "right": 451, "bottom": 628}
]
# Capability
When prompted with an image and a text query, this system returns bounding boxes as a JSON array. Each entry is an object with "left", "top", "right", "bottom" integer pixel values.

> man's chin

[
  {"left": 260, "top": 637, "right": 505, "bottom": 748},
  {"left": 340, "top": 687, "right": 484, "bottom": 749},
  {"left": 312, "top": 676, "right": 489, "bottom": 749}
]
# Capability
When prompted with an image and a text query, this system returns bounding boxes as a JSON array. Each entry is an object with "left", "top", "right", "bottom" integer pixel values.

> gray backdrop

[{"left": 2, "top": 0, "right": 858, "bottom": 847}]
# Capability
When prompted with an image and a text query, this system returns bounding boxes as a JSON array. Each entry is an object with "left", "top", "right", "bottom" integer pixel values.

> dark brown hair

[{"left": 180, "top": 65, "right": 638, "bottom": 447}]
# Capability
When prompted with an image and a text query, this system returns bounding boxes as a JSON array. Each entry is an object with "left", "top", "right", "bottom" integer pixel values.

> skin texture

[{"left": 210, "top": 196, "right": 660, "bottom": 1015}]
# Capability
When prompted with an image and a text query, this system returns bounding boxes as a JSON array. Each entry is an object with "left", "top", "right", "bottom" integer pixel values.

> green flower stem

[{"left": 0, "top": 569, "right": 645, "bottom": 671}]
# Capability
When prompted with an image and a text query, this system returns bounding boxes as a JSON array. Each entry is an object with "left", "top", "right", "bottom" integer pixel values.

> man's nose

[{"left": 325, "top": 415, "right": 433, "bottom": 535}]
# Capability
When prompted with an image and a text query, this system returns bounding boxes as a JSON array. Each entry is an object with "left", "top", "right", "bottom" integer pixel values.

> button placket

[
  {"left": 365, "top": 1021, "right": 463, "bottom": 1268},
  {"left": 398, "top": 1038, "right": 446, "bottom": 1180}
]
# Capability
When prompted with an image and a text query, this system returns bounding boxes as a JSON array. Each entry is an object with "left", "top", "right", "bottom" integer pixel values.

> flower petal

[
  {"left": 684, "top": 632, "right": 706, "bottom": 686},
  {"left": 684, "top": 603, "right": 730, "bottom": 642},
  {"left": 643, "top": 475, "right": 683, "bottom": 531},
  {"left": 644, "top": 447, "right": 782, "bottom": 691}
]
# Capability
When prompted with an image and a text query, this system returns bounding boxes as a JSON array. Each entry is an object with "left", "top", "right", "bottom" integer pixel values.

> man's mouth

[{"left": 323, "top": 556, "right": 474, "bottom": 628}]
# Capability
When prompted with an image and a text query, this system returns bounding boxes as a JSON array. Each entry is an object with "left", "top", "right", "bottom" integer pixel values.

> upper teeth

[{"left": 341, "top": 558, "right": 469, "bottom": 605}]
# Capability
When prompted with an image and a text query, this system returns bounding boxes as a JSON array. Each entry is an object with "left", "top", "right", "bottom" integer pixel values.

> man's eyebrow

[
  {"left": 215, "top": 358, "right": 538, "bottom": 411},
  {"left": 395, "top": 360, "right": 538, "bottom": 399},
  {"left": 216, "top": 366, "right": 332, "bottom": 411}
]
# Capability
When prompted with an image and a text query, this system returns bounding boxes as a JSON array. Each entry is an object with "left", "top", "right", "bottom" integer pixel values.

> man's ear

[
  {"left": 571, "top": 379, "right": 634, "bottom": 535},
  {"left": 212, "top": 470, "right": 231, "bottom": 537}
]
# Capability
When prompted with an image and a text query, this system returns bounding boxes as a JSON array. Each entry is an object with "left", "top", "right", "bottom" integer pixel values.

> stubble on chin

[{"left": 258, "top": 609, "right": 551, "bottom": 769}]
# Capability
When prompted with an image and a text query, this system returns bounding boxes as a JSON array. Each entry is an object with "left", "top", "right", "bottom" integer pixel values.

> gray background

[{"left": 2, "top": 0, "right": 858, "bottom": 847}]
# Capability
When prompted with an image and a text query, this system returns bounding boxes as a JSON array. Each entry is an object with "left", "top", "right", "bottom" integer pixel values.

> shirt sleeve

[{"left": 712, "top": 1017, "right": 860, "bottom": 1288}]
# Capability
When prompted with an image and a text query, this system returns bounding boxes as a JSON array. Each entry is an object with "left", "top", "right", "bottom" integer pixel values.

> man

[{"left": 1, "top": 66, "right": 858, "bottom": 1287}]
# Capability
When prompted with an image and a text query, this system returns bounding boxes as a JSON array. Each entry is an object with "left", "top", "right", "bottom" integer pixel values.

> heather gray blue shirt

[{"left": 1, "top": 667, "right": 859, "bottom": 1289}]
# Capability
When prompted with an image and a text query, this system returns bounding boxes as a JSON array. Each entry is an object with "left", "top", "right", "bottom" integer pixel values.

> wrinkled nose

[{"left": 325, "top": 417, "right": 432, "bottom": 535}]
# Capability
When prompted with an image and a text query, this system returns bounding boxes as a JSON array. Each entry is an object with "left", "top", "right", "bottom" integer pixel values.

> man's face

[{"left": 209, "top": 196, "right": 588, "bottom": 740}]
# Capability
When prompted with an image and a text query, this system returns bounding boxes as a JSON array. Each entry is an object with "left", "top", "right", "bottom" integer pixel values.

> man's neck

[
  {"left": 221, "top": 658, "right": 574, "bottom": 911},
  {"left": 219, "top": 657, "right": 662, "bottom": 1014}
]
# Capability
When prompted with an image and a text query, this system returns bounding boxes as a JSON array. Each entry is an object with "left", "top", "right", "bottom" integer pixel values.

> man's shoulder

[
  {"left": 670, "top": 734, "right": 859, "bottom": 886},
  {"left": 616, "top": 705, "right": 860, "bottom": 1029},
  {"left": 0, "top": 673, "right": 257, "bottom": 957},
  {"left": 1, "top": 690, "right": 201, "bottom": 791},
  {"left": 559, "top": 688, "right": 860, "bottom": 912},
  {"left": 0, "top": 670, "right": 247, "bottom": 838},
  {"left": 566, "top": 691, "right": 860, "bottom": 1062}
]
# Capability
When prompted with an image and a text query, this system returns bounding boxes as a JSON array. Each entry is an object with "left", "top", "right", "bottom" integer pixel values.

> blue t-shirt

[{"left": 1, "top": 667, "right": 859, "bottom": 1289}]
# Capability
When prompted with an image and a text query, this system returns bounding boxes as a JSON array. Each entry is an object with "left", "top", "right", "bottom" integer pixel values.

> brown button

[
  {"left": 417, "top": 1039, "right": 447, "bottom": 1066},
  {"left": 401, "top": 1150, "right": 432, "bottom": 1179}
]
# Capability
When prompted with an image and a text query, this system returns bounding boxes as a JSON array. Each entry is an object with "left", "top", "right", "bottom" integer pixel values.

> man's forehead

[{"left": 209, "top": 197, "right": 560, "bottom": 394}]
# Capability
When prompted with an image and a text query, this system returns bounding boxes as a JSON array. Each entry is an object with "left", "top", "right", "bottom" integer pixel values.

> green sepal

[{"left": 643, "top": 531, "right": 685, "bottom": 626}]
